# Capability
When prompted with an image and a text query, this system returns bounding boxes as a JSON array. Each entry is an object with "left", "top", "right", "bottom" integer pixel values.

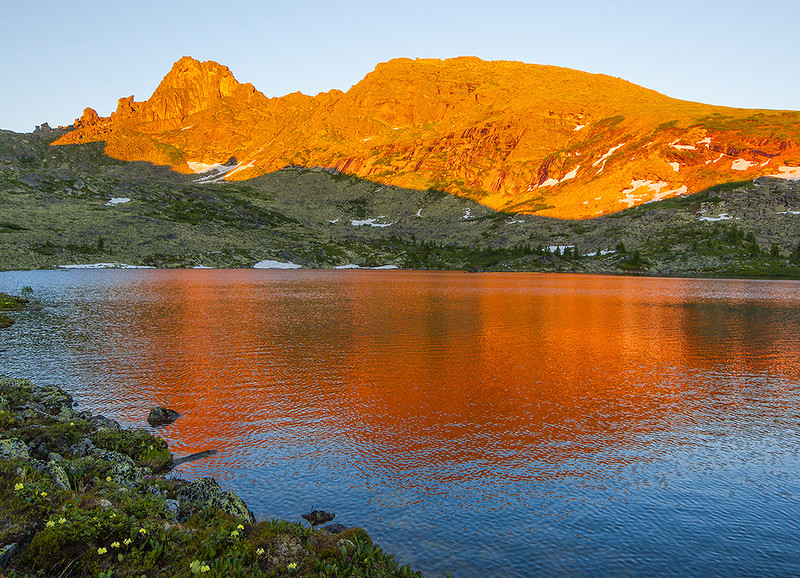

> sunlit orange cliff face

[{"left": 54, "top": 56, "right": 800, "bottom": 219}]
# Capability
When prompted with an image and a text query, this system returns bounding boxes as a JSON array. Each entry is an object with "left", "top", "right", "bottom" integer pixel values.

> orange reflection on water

[{"left": 92, "top": 271, "right": 800, "bottom": 486}]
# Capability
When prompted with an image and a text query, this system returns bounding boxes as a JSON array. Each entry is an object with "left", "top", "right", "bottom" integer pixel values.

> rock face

[
  {"left": 53, "top": 56, "right": 800, "bottom": 219},
  {"left": 147, "top": 406, "right": 180, "bottom": 426}
]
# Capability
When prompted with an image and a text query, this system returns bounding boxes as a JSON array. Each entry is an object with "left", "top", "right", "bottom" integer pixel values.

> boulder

[
  {"left": 177, "top": 477, "right": 254, "bottom": 523},
  {"left": 90, "top": 415, "right": 121, "bottom": 431},
  {"left": 302, "top": 510, "right": 335, "bottom": 526},
  {"left": 43, "top": 461, "right": 70, "bottom": 490},
  {"left": 89, "top": 449, "right": 150, "bottom": 484},
  {"left": 0, "top": 438, "right": 30, "bottom": 460},
  {"left": 323, "top": 523, "right": 349, "bottom": 534},
  {"left": 147, "top": 406, "right": 180, "bottom": 426}
]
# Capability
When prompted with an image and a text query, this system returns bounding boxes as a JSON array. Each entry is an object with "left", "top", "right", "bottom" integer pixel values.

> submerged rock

[
  {"left": 147, "top": 406, "right": 181, "bottom": 426},
  {"left": 170, "top": 449, "right": 217, "bottom": 468},
  {"left": 177, "top": 477, "right": 255, "bottom": 523}
]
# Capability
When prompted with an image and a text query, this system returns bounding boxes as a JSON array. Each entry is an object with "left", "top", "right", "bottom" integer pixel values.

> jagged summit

[{"left": 54, "top": 56, "right": 800, "bottom": 219}]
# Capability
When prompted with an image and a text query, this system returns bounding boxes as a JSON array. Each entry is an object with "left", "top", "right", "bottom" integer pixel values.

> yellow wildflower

[
  {"left": 39, "top": 492, "right": 47, "bottom": 498},
  {"left": 288, "top": 562, "right": 298, "bottom": 569},
  {"left": 58, "top": 517, "right": 66, "bottom": 524},
  {"left": 106, "top": 476, "right": 112, "bottom": 482},
  {"left": 69, "top": 422, "right": 74, "bottom": 426},
  {"left": 256, "top": 548, "right": 265, "bottom": 555},
  {"left": 139, "top": 528, "right": 147, "bottom": 534},
  {"left": 46, "top": 520, "right": 55, "bottom": 527},
  {"left": 201, "top": 565, "right": 210, "bottom": 573},
  {"left": 97, "top": 547, "right": 107, "bottom": 555},
  {"left": 123, "top": 538, "right": 132, "bottom": 545},
  {"left": 14, "top": 483, "right": 23, "bottom": 491},
  {"left": 111, "top": 541, "right": 120, "bottom": 548},
  {"left": 231, "top": 530, "right": 239, "bottom": 538},
  {"left": 237, "top": 524, "right": 244, "bottom": 530}
]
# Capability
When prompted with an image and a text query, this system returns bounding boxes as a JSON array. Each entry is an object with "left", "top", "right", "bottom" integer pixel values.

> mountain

[{"left": 53, "top": 56, "right": 800, "bottom": 219}]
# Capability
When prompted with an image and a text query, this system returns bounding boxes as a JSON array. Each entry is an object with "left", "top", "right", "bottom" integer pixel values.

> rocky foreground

[{"left": 0, "top": 378, "right": 424, "bottom": 577}]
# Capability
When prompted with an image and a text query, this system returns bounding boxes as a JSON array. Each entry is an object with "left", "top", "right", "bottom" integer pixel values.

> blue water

[{"left": 2, "top": 269, "right": 800, "bottom": 576}]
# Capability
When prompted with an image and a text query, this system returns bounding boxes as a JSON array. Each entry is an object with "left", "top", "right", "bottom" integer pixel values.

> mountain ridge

[{"left": 53, "top": 56, "right": 800, "bottom": 219}]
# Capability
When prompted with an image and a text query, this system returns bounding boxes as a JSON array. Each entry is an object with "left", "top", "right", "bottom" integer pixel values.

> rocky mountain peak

[{"left": 52, "top": 56, "right": 800, "bottom": 219}]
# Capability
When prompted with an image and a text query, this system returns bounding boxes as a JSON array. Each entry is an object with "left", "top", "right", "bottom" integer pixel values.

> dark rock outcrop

[
  {"left": 302, "top": 510, "right": 335, "bottom": 526},
  {"left": 147, "top": 406, "right": 180, "bottom": 426}
]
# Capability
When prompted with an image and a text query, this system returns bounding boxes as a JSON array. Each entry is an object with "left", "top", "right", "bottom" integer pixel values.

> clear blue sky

[{"left": 2, "top": 0, "right": 798, "bottom": 132}]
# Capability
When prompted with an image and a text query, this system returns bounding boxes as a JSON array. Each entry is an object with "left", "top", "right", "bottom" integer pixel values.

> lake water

[{"left": 2, "top": 269, "right": 800, "bottom": 576}]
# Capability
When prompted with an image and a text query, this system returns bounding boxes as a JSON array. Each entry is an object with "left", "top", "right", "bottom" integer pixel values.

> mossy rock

[
  {"left": 0, "top": 437, "right": 30, "bottom": 460},
  {"left": 177, "top": 477, "right": 255, "bottom": 523},
  {"left": 0, "top": 313, "right": 13, "bottom": 329}
]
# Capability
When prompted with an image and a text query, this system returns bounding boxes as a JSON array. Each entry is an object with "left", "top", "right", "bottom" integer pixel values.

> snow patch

[
  {"left": 192, "top": 265, "right": 214, "bottom": 269},
  {"left": 731, "top": 159, "right": 755, "bottom": 171},
  {"left": 253, "top": 260, "right": 302, "bottom": 269},
  {"left": 546, "top": 245, "right": 574, "bottom": 253},
  {"left": 670, "top": 162, "right": 680, "bottom": 172},
  {"left": 461, "top": 208, "right": 474, "bottom": 220},
  {"left": 620, "top": 180, "right": 687, "bottom": 207},
  {"left": 696, "top": 137, "right": 712, "bottom": 147},
  {"left": 670, "top": 139, "right": 696, "bottom": 151},
  {"left": 583, "top": 249, "right": 616, "bottom": 257},
  {"left": 105, "top": 197, "right": 131, "bottom": 206},
  {"left": 698, "top": 213, "right": 733, "bottom": 222},
  {"left": 59, "top": 263, "right": 154, "bottom": 269},
  {"left": 507, "top": 218, "right": 525, "bottom": 224},
  {"left": 415, "top": 208, "right": 423, "bottom": 218},
  {"left": 333, "top": 264, "right": 398, "bottom": 270},
  {"left": 329, "top": 218, "right": 339, "bottom": 223},
  {"left": 593, "top": 143, "right": 624, "bottom": 173},
  {"left": 535, "top": 166, "right": 581, "bottom": 189},
  {"left": 773, "top": 166, "right": 800, "bottom": 179},
  {"left": 777, "top": 210, "right": 800, "bottom": 215},
  {"left": 227, "top": 161, "right": 256, "bottom": 178},
  {"left": 188, "top": 161, "right": 243, "bottom": 184},
  {"left": 351, "top": 217, "right": 393, "bottom": 227},
  {"left": 574, "top": 124, "right": 586, "bottom": 131}
]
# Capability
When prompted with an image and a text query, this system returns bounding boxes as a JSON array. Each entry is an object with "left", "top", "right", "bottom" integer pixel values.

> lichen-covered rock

[
  {"left": 90, "top": 415, "right": 121, "bottom": 431},
  {"left": 89, "top": 449, "right": 150, "bottom": 484},
  {"left": 0, "top": 437, "right": 30, "bottom": 460},
  {"left": 147, "top": 406, "right": 180, "bottom": 426},
  {"left": 69, "top": 438, "right": 93, "bottom": 457},
  {"left": 32, "top": 384, "right": 73, "bottom": 413},
  {"left": 43, "top": 461, "right": 70, "bottom": 490},
  {"left": 177, "top": 477, "right": 255, "bottom": 523}
]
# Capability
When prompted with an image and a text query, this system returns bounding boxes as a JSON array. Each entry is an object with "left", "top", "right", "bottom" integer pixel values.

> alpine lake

[{"left": 1, "top": 268, "right": 799, "bottom": 576}]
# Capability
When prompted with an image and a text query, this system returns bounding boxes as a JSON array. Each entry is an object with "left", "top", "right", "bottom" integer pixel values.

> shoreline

[{"left": 0, "top": 378, "right": 425, "bottom": 577}]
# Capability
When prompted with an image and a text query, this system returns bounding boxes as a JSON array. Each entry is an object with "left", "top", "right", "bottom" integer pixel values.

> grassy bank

[{"left": 0, "top": 378, "right": 425, "bottom": 577}]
